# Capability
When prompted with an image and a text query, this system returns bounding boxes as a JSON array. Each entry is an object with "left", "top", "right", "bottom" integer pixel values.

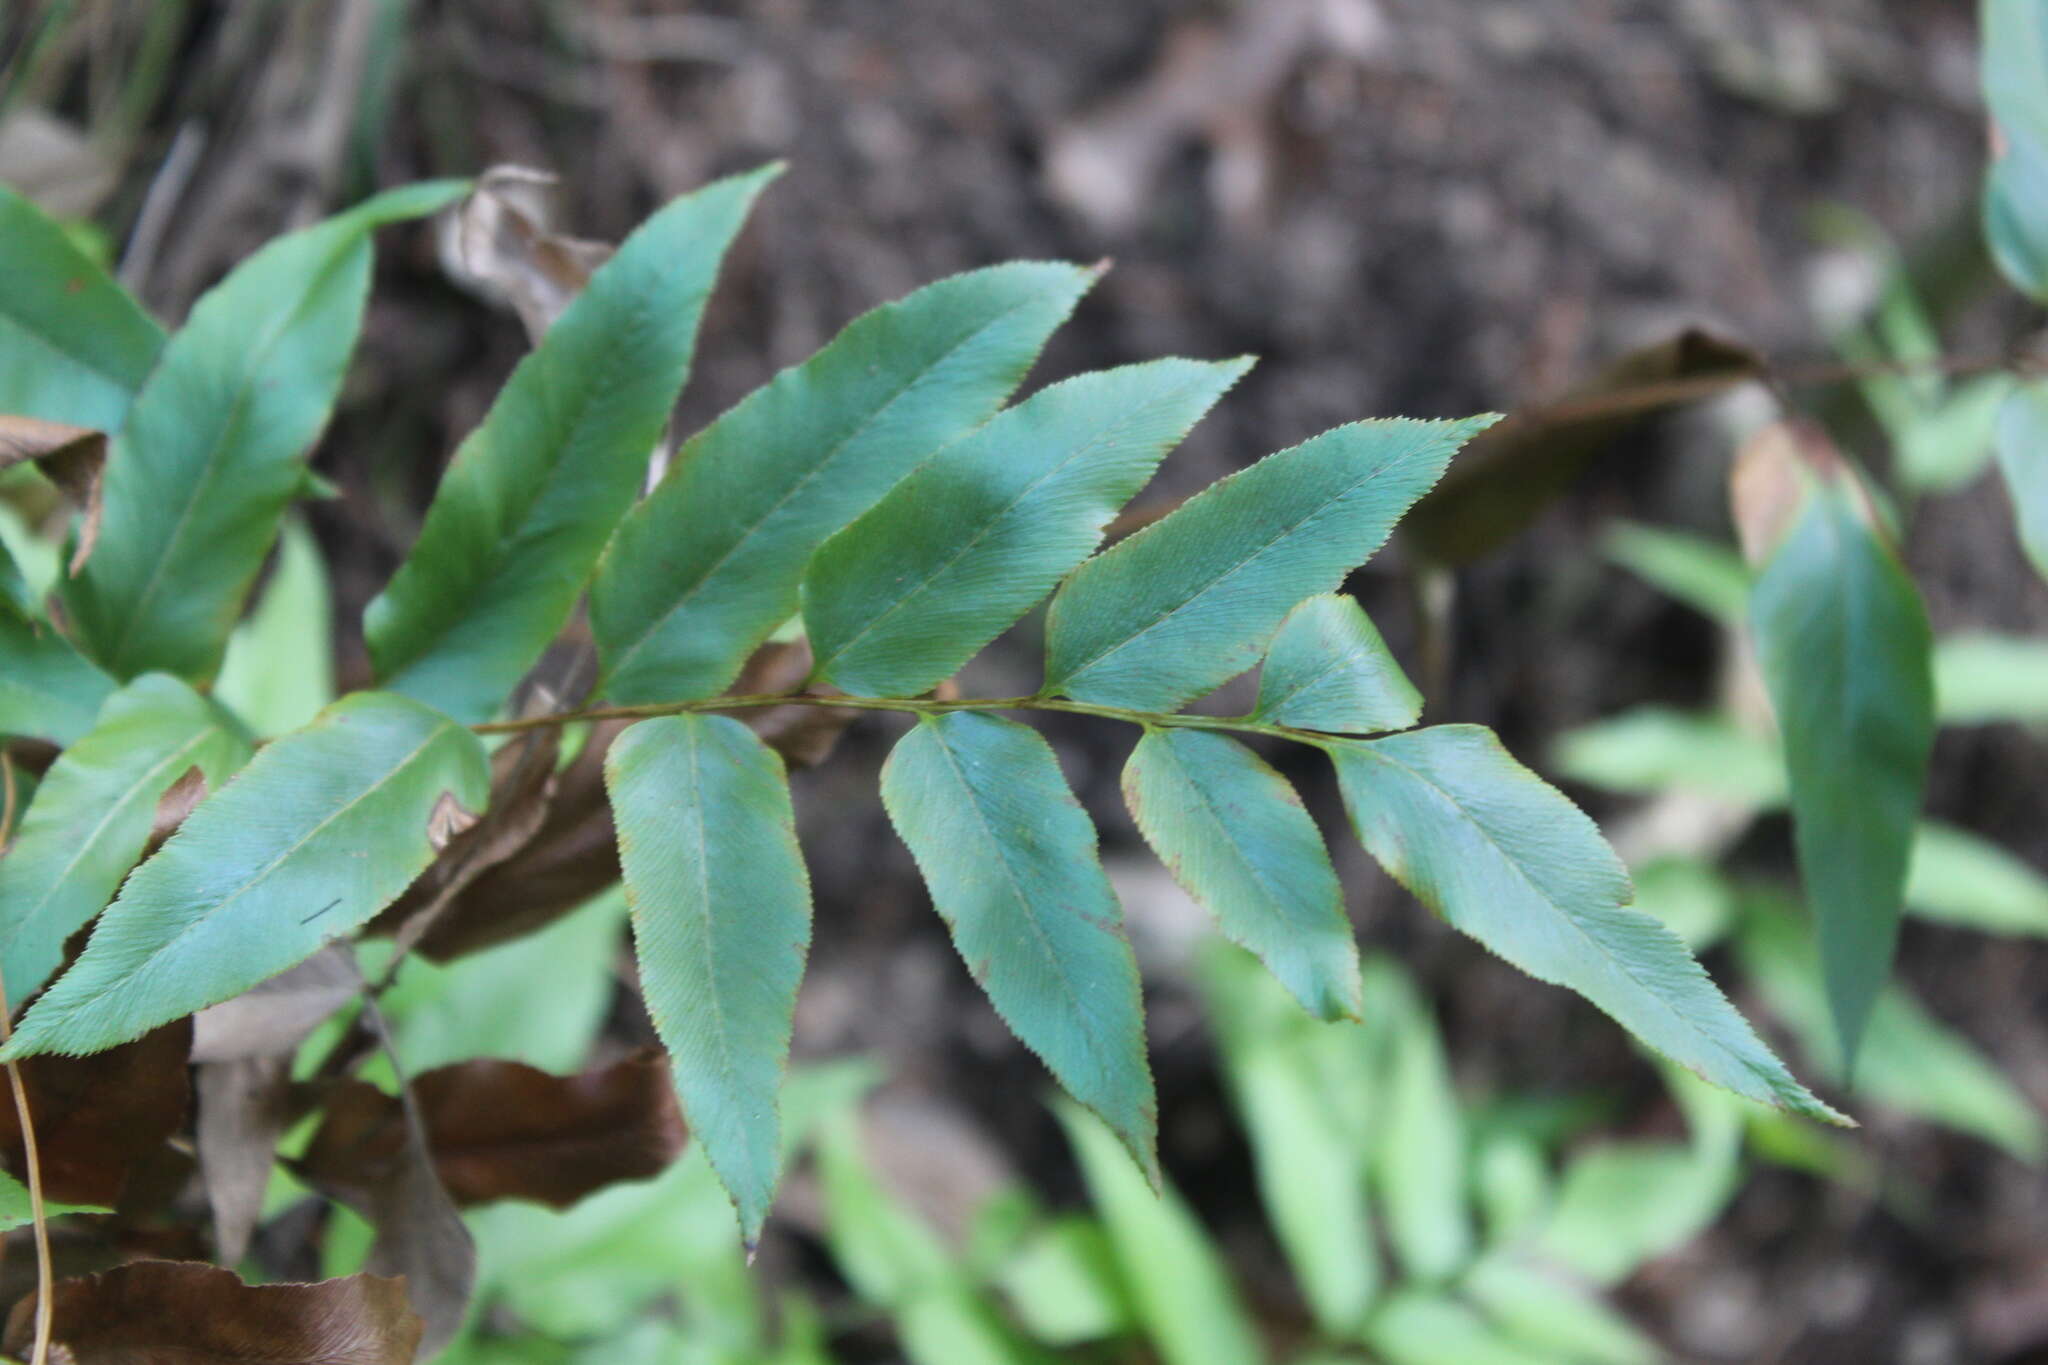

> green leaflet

[
  {"left": 0, "top": 610, "right": 114, "bottom": 745},
  {"left": 1328, "top": 724, "right": 1844, "bottom": 1124},
  {"left": 1906, "top": 821, "right": 2048, "bottom": 936},
  {"left": 880, "top": 712, "right": 1156, "bottom": 1175},
  {"left": 0, "top": 541, "right": 29, "bottom": 619},
  {"left": 1601, "top": 520, "right": 1749, "bottom": 626},
  {"left": 1459, "top": 1260, "right": 1659, "bottom": 1365},
  {"left": 0, "top": 674, "right": 250, "bottom": 1003},
  {"left": 1934, "top": 631, "right": 2048, "bottom": 724},
  {"left": 0, "top": 183, "right": 166, "bottom": 430},
  {"left": 1363, "top": 1291, "right": 1565, "bottom": 1365},
  {"left": 1982, "top": 0, "right": 2048, "bottom": 302},
  {"left": 0, "top": 1169, "right": 104, "bottom": 1229},
  {"left": 213, "top": 517, "right": 336, "bottom": 738},
  {"left": 1994, "top": 379, "right": 2048, "bottom": 584},
  {"left": 1749, "top": 486, "right": 1934, "bottom": 1062},
  {"left": 3, "top": 691, "right": 488, "bottom": 1060},
  {"left": 1056, "top": 1101, "right": 1267, "bottom": 1365},
  {"left": 59, "top": 181, "right": 466, "bottom": 684},
  {"left": 604, "top": 714, "right": 812, "bottom": 1244},
  {"left": 1251, "top": 592, "right": 1421, "bottom": 733},
  {"left": 1044, "top": 415, "right": 1496, "bottom": 710},
  {"left": 1198, "top": 943, "right": 1379, "bottom": 1333},
  {"left": 1366, "top": 959, "right": 1471, "bottom": 1284},
  {"left": 592, "top": 262, "right": 1097, "bottom": 704},
  {"left": 805, "top": 357, "right": 1251, "bottom": 697},
  {"left": 1123, "top": 728, "right": 1360, "bottom": 1020},
  {"left": 367, "top": 165, "right": 780, "bottom": 722}
]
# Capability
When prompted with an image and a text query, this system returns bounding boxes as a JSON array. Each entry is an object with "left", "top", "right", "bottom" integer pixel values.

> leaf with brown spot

[
  {"left": 0, "top": 412, "right": 106, "bottom": 572},
  {"left": 302, "top": 1050, "right": 685, "bottom": 1210},
  {"left": 1404, "top": 329, "right": 1763, "bottom": 564},
  {"left": 0, "top": 1017, "right": 191, "bottom": 1207},
  {"left": 2, "top": 1261, "right": 422, "bottom": 1365}
]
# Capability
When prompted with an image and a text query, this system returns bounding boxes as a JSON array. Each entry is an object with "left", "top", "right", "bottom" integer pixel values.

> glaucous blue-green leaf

[
  {"left": 2, "top": 691, "right": 488, "bottom": 1060},
  {"left": 367, "top": 166, "right": 780, "bottom": 722},
  {"left": 59, "top": 181, "right": 465, "bottom": 684},
  {"left": 1749, "top": 485, "right": 1934, "bottom": 1062},
  {"left": 1251, "top": 592, "right": 1420, "bottom": 733},
  {"left": 1055, "top": 1101, "right": 1266, "bottom": 1365},
  {"left": 0, "top": 183, "right": 165, "bottom": 430},
  {"left": 806, "top": 358, "right": 1250, "bottom": 697},
  {"left": 591, "top": 262, "right": 1097, "bottom": 703},
  {"left": 1906, "top": 820, "right": 2048, "bottom": 936},
  {"left": 1982, "top": 0, "right": 2048, "bottom": 301},
  {"left": 1329, "top": 724, "right": 1844, "bottom": 1123},
  {"left": 1737, "top": 899, "right": 2043, "bottom": 1162},
  {"left": 213, "top": 517, "right": 335, "bottom": 738},
  {"left": 1198, "top": 943, "right": 1378, "bottom": 1334},
  {"left": 1994, "top": 379, "right": 2048, "bottom": 583},
  {"left": 1124, "top": 728, "right": 1359, "bottom": 1019},
  {"left": 880, "top": 712, "right": 1156, "bottom": 1174},
  {"left": 0, "top": 674, "right": 249, "bottom": 1002},
  {"left": 604, "top": 713, "right": 812, "bottom": 1244},
  {"left": 1367, "top": 958, "right": 1471, "bottom": 1283},
  {"left": 0, "top": 610, "right": 114, "bottom": 745},
  {"left": 1044, "top": 415, "right": 1496, "bottom": 710}
]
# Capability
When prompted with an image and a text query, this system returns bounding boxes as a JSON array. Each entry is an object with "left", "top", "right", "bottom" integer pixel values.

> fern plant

[{"left": 0, "top": 160, "right": 1842, "bottom": 1262}]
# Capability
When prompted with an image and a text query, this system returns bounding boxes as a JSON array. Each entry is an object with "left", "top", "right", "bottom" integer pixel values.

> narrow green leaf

[
  {"left": 1124, "top": 729, "right": 1359, "bottom": 1019},
  {"left": 0, "top": 1169, "right": 105, "bottom": 1230},
  {"left": 592, "top": 262, "right": 1097, "bottom": 703},
  {"left": 806, "top": 358, "right": 1250, "bottom": 697},
  {"left": 605, "top": 713, "right": 811, "bottom": 1242},
  {"left": 1330, "top": 724, "right": 1844, "bottom": 1123},
  {"left": 880, "top": 712, "right": 1156, "bottom": 1174},
  {"left": 1749, "top": 485, "right": 1934, "bottom": 1061},
  {"left": 1906, "top": 820, "right": 2048, "bottom": 936},
  {"left": 1199, "top": 944, "right": 1379, "bottom": 1333},
  {"left": 1994, "top": 380, "right": 2048, "bottom": 583},
  {"left": 0, "top": 610, "right": 114, "bottom": 745},
  {"left": 213, "top": 517, "right": 336, "bottom": 737},
  {"left": 1366, "top": 959, "right": 1471, "bottom": 1283},
  {"left": 1461, "top": 1259, "right": 1659, "bottom": 1365},
  {"left": 0, "top": 184, "right": 165, "bottom": 430},
  {"left": 1055, "top": 1101, "right": 1267, "bottom": 1365},
  {"left": 1934, "top": 631, "right": 2048, "bottom": 725},
  {"left": 1363, "top": 1291, "right": 1568, "bottom": 1365},
  {"left": 59, "top": 181, "right": 465, "bottom": 683},
  {"left": 0, "top": 674, "right": 250, "bottom": 1002},
  {"left": 815, "top": 1109, "right": 958, "bottom": 1305},
  {"left": 1982, "top": 0, "right": 2048, "bottom": 301},
  {"left": 1550, "top": 705, "right": 1785, "bottom": 808},
  {"left": 1045, "top": 415, "right": 1496, "bottom": 710},
  {"left": 367, "top": 166, "right": 780, "bottom": 722},
  {"left": 1250, "top": 593, "right": 1420, "bottom": 733},
  {"left": 1738, "top": 900, "right": 2044, "bottom": 1162},
  {"left": 1601, "top": 520, "right": 1749, "bottom": 625},
  {"left": 3, "top": 691, "right": 488, "bottom": 1060},
  {"left": 998, "top": 1217, "right": 1133, "bottom": 1344},
  {"left": 0, "top": 540, "right": 31, "bottom": 620}
]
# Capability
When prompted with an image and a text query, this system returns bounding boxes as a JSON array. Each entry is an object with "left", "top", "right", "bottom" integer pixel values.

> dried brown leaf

[
  {"left": 0, "top": 1018, "right": 191, "bottom": 1207},
  {"left": 435, "top": 166, "right": 615, "bottom": 345},
  {"left": 2, "top": 1260, "right": 422, "bottom": 1364},
  {"left": 302, "top": 1050, "right": 685, "bottom": 1211},
  {"left": 195, "top": 1055, "right": 293, "bottom": 1267},
  {"left": 0, "top": 413, "right": 107, "bottom": 573},
  {"left": 190, "top": 945, "right": 360, "bottom": 1064},
  {"left": 1405, "top": 329, "right": 1764, "bottom": 565}
]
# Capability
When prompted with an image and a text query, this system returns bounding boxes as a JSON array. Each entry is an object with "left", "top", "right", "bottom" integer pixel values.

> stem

[
  {"left": 0, "top": 972, "right": 52, "bottom": 1365},
  {"left": 473, "top": 691, "right": 1336, "bottom": 744}
]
